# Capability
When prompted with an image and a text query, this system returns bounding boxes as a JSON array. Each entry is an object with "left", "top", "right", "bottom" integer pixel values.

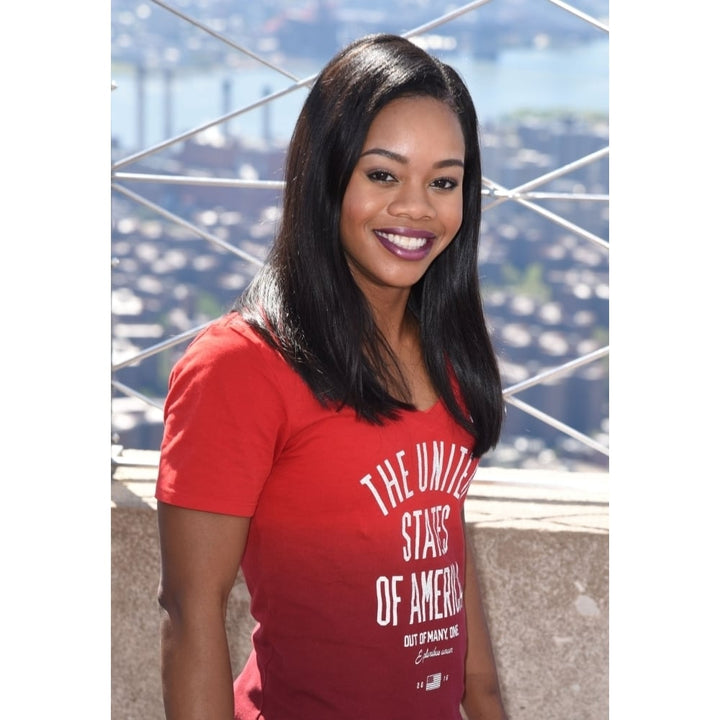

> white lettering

[
  {"left": 407, "top": 562, "right": 463, "bottom": 624},
  {"left": 416, "top": 442, "right": 429, "bottom": 492},
  {"left": 445, "top": 446, "right": 469, "bottom": 497},
  {"left": 359, "top": 442, "right": 474, "bottom": 517},
  {"left": 375, "top": 575, "right": 403, "bottom": 627},
  {"left": 377, "top": 459, "right": 403, "bottom": 510},
  {"left": 400, "top": 505, "right": 451, "bottom": 561},
  {"left": 396, "top": 450, "right": 413, "bottom": 500},
  {"left": 439, "top": 444, "right": 456, "bottom": 492},
  {"left": 429, "top": 441, "right": 444, "bottom": 491},
  {"left": 360, "top": 474, "right": 389, "bottom": 516}
]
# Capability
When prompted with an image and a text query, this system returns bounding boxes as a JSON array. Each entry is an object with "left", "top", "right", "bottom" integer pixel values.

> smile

[{"left": 374, "top": 228, "right": 436, "bottom": 258}]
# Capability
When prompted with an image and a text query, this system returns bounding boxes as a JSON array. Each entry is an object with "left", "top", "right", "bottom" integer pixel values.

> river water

[{"left": 111, "top": 37, "right": 608, "bottom": 151}]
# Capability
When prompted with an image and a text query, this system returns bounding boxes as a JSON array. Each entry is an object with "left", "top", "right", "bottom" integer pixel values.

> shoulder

[
  {"left": 174, "top": 313, "right": 284, "bottom": 378},
  {"left": 164, "top": 313, "right": 300, "bottom": 416},
  {"left": 186, "top": 312, "right": 275, "bottom": 357}
]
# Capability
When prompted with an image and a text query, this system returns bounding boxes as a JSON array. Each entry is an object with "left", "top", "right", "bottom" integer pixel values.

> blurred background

[{"left": 111, "top": 0, "right": 609, "bottom": 472}]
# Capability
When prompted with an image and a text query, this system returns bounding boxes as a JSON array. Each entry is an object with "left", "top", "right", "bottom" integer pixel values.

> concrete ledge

[{"left": 112, "top": 449, "right": 608, "bottom": 720}]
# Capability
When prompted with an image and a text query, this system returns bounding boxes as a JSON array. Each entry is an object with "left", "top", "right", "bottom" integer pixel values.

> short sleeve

[{"left": 155, "top": 317, "right": 290, "bottom": 517}]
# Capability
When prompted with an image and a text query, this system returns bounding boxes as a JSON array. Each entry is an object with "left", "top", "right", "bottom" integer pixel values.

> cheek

[
  {"left": 444, "top": 198, "right": 464, "bottom": 241},
  {"left": 340, "top": 190, "right": 373, "bottom": 241},
  {"left": 338, "top": 200, "right": 356, "bottom": 247}
]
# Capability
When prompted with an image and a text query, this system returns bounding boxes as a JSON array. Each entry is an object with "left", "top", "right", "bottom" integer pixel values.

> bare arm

[
  {"left": 157, "top": 501, "right": 251, "bottom": 720},
  {"left": 462, "top": 516, "right": 508, "bottom": 720}
]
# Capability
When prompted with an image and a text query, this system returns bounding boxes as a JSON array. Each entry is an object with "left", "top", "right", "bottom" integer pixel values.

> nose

[{"left": 387, "top": 182, "right": 436, "bottom": 220}]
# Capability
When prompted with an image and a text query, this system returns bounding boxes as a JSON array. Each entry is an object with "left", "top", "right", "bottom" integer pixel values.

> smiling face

[{"left": 339, "top": 95, "right": 465, "bottom": 305}]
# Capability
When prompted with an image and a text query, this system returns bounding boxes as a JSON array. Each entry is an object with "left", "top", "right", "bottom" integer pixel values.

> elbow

[
  {"left": 156, "top": 580, "right": 229, "bottom": 626},
  {"left": 157, "top": 581, "right": 177, "bottom": 624},
  {"left": 157, "top": 582, "right": 168, "bottom": 611},
  {"left": 157, "top": 580, "right": 186, "bottom": 625}
]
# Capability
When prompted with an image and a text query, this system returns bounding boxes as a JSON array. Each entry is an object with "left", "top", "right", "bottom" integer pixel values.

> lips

[{"left": 374, "top": 227, "right": 436, "bottom": 259}]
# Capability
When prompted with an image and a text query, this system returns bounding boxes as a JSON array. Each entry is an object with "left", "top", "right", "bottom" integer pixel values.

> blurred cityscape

[
  {"left": 111, "top": 0, "right": 609, "bottom": 68},
  {"left": 111, "top": 0, "right": 609, "bottom": 471}
]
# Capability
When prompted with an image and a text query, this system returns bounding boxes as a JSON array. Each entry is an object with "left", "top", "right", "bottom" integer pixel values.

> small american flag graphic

[{"left": 426, "top": 673, "right": 442, "bottom": 691}]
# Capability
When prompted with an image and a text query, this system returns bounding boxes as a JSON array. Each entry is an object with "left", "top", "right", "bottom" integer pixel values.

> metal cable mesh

[{"left": 111, "top": 0, "right": 609, "bottom": 471}]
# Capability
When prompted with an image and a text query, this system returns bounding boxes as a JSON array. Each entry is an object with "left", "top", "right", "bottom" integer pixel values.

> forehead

[{"left": 361, "top": 96, "right": 465, "bottom": 156}]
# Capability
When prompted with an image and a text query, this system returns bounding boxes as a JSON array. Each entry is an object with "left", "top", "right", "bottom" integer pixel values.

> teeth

[{"left": 376, "top": 231, "right": 429, "bottom": 250}]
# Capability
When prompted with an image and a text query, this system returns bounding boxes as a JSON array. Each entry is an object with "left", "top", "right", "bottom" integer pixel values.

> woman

[{"left": 156, "top": 34, "right": 507, "bottom": 720}]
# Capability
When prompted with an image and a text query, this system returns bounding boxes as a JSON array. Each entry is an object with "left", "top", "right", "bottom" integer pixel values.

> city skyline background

[
  {"left": 111, "top": 0, "right": 611, "bottom": 472},
  {"left": 111, "top": 0, "right": 609, "bottom": 150}
]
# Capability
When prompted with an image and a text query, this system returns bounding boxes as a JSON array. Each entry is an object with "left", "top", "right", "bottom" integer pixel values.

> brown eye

[
  {"left": 367, "top": 170, "right": 396, "bottom": 183},
  {"left": 431, "top": 177, "right": 459, "bottom": 190}
]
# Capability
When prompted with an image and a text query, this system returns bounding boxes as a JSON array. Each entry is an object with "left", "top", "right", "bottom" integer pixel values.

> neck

[{"left": 363, "top": 289, "right": 413, "bottom": 347}]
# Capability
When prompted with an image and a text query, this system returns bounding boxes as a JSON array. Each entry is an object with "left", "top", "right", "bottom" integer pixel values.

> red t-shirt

[{"left": 156, "top": 313, "right": 480, "bottom": 720}]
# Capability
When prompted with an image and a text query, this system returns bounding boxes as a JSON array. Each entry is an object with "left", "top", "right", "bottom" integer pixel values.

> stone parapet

[{"left": 111, "top": 450, "right": 608, "bottom": 720}]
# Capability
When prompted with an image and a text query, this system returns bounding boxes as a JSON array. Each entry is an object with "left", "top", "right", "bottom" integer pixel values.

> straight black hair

[{"left": 236, "top": 34, "right": 503, "bottom": 457}]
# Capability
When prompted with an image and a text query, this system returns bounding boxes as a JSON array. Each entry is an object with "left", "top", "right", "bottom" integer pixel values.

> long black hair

[{"left": 236, "top": 34, "right": 503, "bottom": 457}]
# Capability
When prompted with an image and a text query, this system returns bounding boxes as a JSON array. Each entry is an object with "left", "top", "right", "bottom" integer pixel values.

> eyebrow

[{"left": 359, "top": 147, "right": 464, "bottom": 169}]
